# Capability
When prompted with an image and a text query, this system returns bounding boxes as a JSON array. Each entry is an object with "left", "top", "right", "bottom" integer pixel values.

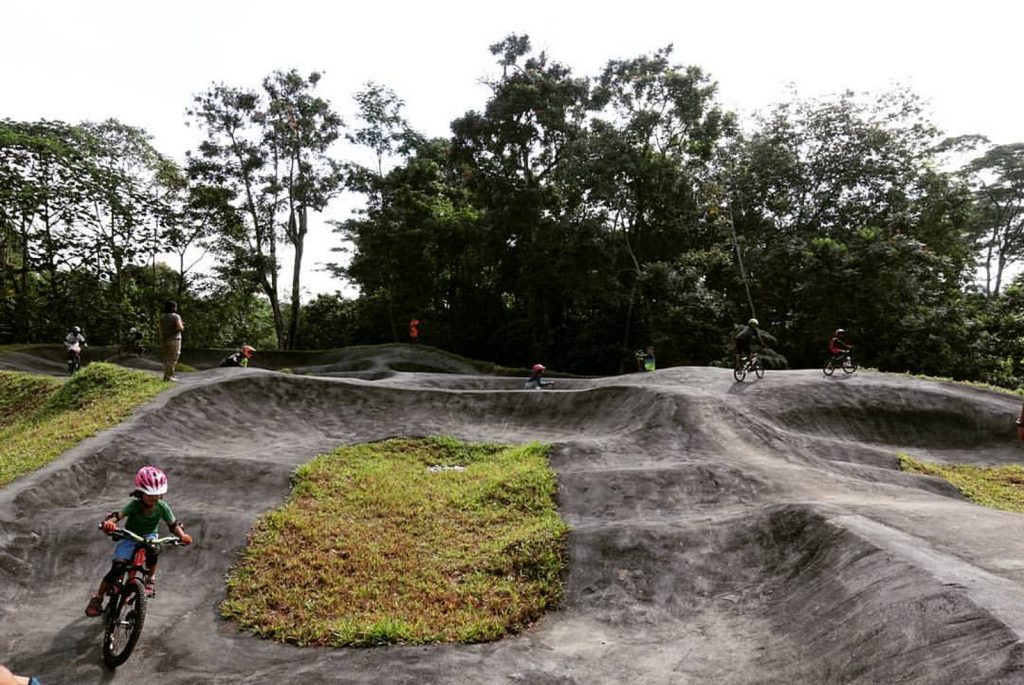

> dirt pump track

[{"left": 4, "top": 347, "right": 1024, "bottom": 683}]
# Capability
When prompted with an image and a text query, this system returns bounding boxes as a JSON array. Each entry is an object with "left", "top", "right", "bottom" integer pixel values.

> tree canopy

[{"left": 3, "top": 37, "right": 1023, "bottom": 388}]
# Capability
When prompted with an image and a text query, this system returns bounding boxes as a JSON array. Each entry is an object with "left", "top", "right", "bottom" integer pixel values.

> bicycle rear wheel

[
  {"left": 823, "top": 359, "right": 835, "bottom": 376},
  {"left": 733, "top": 364, "right": 747, "bottom": 382},
  {"left": 103, "top": 578, "right": 147, "bottom": 668}
]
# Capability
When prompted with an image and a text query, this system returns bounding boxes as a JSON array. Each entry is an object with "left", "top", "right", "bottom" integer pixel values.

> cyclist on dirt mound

[
  {"left": 219, "top": 344, "right": 256, "bottom": 368},
  {"left": 64, "top": 326, "right": 87, "bottom": 363},
  {"left": 84, "top": 466, "right": 192, "bottom": 617},
  {"left": 828, "top": 328, "right": 852, "bottom": 360},
  {"left": 524, "top": 363, "right": 553, "bottom": 389},
  {"left": 735, "top": 318, "right": 759, "bottom": 367}
]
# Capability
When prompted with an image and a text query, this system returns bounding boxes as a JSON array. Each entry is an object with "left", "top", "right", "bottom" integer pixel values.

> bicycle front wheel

[
  {"left": 103, "top": 578, "right": 147, "bottom": 668},
  {"left": 754, "top": 359, "right": 764, "bottom": 379},
  {"left": 842, "top": 357, "right": 858, "bottom": 374}
]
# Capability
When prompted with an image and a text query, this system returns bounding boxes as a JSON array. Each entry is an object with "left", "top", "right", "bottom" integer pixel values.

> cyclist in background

[
  {"left": 828, "top": 328, "right": 852, "bottom": 362},
  {"left": 735, "top": 318, "right": 759, "bottom": 368},
  {"left": 524, "top": 363, "right": 554, "bottom": 390},
  {"left": 64, "top": 326, "right": 87, "bottom": 369}
]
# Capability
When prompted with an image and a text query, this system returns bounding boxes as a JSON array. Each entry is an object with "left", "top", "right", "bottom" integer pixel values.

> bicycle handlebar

[{"left": 103, "top": 527, "right": 182, "bottom": 547}]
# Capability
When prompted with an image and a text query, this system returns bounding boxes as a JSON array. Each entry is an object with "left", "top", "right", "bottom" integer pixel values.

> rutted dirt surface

[{"left": 4, "top": 347, "right": 1024, "bottom": 683}]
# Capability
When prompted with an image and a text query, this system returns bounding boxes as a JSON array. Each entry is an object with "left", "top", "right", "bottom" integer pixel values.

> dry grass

[{"left": 221, "top": 436, "right": 569, "bottom": 646}]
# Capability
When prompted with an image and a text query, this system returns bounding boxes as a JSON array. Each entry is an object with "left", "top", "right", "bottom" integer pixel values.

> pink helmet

[
  {"left": 532, "top": 363, "right": 545, "bottom": 372},
  {"left": 135, "top": 466, "right": 168, "bottom": 495}
]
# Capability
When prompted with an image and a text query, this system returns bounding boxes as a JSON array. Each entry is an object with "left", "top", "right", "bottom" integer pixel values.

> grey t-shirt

[{"left": 160, "top": 312, "right": 183, "bottom": 341}]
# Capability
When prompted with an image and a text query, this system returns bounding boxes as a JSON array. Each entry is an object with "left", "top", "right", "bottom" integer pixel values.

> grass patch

[
  {"left": 0, "top": 363, "right": 166, "bottom": 487},
  {"left": 0, "top": 343, "right": 52, "bottom": 357},
  {"left": 892, "top": 371, "right": 1024, "bottom": 397},
  {"left": 899, "top": 452, "right": 1024, "bottom": 513},
  {"left": 221, "top": 436, "right": 569, "bottom": 647}
]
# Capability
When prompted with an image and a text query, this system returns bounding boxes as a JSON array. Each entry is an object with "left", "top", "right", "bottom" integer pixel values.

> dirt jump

[{"left": 3, "top": 346, "right": 1024, "bottom": 684}]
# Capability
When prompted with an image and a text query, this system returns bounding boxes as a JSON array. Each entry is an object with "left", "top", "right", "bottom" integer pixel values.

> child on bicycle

[
  {"left": 524, "top": 363, "right": 554, "bottom": 389},
  {"left": 85, "top": 466, "right": 192, "bottom": 617},
  {"left": 828, "top": 328, "right": 852, "bottom": 360}
]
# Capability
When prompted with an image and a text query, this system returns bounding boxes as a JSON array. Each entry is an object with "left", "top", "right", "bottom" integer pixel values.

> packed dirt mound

[
  {"left": 3, "top": 353, "right": 1024, "bottom": 683},
  {"left": 0, "top": 343, "right": 498, "bottom": 379}
]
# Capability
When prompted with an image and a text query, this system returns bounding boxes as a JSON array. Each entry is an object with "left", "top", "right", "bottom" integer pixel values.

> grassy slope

[
  {"left": 0, "top": 363, "right": 166, "bottom": 486},
  {"left": 222, "top": 436, "right": 569, "bottom": 647},
  {"left": 900, "top": 453, "right": 1024, "bottom": 513}
]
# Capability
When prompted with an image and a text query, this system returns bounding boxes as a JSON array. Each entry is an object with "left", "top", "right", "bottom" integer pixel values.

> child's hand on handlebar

[
  {"left": 101, "top": 520, "right": 118, "bottom": 533},
  {"left": 177, "top": 533, "right": 193, "bottom": 545}
]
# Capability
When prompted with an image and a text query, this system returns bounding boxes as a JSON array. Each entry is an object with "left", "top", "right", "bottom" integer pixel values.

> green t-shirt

[{"left": 120, "top": 499, "right": 175, "bottom": 536}]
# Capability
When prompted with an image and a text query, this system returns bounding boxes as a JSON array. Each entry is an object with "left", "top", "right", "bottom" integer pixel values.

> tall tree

[
  {"left": 722, "top": 88, "right": 974, "bottom": 368},
  {"left": 450, "top": 34, "right": 592, "bottom": 362},
  {"left": 586, "top": 45, "right": 735, "bottom": 357},
  {"left": 340, "top": 82, "right": 421, "bottom": 341},
  {"left": 187, "top": 70, "right": 343, "bottom": 349},
  {"left": 966, "top": 142, "right": 1024, "bottom": 296}
]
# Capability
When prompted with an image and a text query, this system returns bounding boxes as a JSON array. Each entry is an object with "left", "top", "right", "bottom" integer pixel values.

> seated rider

[
  {"left": 64, "top": 326, "right": 87, "bottom": 358},
  {"left": 828, "top": 329, "right": 852, "bottom": 360},
  {"left": 85, "top": 466, "right": 192, "bottom": 616},
  {"left": 524, "top": 363, "right": 553, "bottom": 390},
  {"left": 240, "top": 344, "right": 255, "bottom": 368},
  {"left": 735, "top": 318, "right": 759, "bottom": 366},
  {"left": 128, "top": 326, "right": 144, "bottom": 350},
  {"left": 635, "top": 346, "right": 656, "bottom": 372}
]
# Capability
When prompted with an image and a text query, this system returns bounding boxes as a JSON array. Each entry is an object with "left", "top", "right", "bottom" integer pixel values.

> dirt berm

[{"left": 3, "top": 347, "right": 1024, "bottom": 683}]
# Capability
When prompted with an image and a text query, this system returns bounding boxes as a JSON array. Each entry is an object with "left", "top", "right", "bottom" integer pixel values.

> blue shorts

[{"left": 113, "top": 533, "right": 158, "bottom": 561}]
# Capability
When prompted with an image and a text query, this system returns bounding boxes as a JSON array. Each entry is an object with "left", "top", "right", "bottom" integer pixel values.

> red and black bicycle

[{"left": 100, "top": 528, "right": 183, "bottom": 668}]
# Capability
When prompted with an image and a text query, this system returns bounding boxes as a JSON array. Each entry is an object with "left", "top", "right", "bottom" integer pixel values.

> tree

[
  {"left": 338, "top": 82, "right": 422, "bottom": 341},
  {"left": 966, "top": 142, "right": 1024, "bottom": 296},
  {"left": 450, "top": 34, "right": 592, "bottom": 362},
  {"left": 586, "top": 45, "right": 735, "bottom": 357},
  {"left": 186, "top": 70, "right": 343, "bottom": 349},
  {"left": 721, "top": 88, "right": 975, "bottom": 369}
]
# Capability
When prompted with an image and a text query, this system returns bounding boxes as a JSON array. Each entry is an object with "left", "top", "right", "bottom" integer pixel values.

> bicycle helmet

[
  {"left": 835, "top": 328, "right": 845, "bottom": 336},
  {"left": 135, "top": 466, "right": 168, "bottom": 496},
  {"left": 532, "top": 363, "right": 546, "bottom": 372},
  {"left": 748, "top": 318, "right": 758, "bottom": 327},
  {"left": 72, "top": 326, "right": 81, "bottom": 334}
]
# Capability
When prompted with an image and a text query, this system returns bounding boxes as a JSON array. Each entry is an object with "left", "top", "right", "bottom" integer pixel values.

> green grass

[
  {"left": 0, "top": 343, "right": 52, "bottom": 356},
  {"left": 0, "top": 363, "right": 166, "bottom": 487},
  {"left": 892, "top": 371, "right": 1024, "bottom": 397},
  {"left": 899, "top": 452, "right": 1024, "bottom": 513},
  {"left": 221, "top": 436, "right": 570, "bottom": 647}
]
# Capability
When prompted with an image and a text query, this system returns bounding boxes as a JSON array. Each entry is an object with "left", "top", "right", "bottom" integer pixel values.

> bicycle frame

[
  {"left": 111, "top": 529, "right": 178, "bottom": 582},
  {"left": 733, "top": 354, "right": 764, "bottom": 382},
  {"left": 101, "top": 529, "right": 180, "bottom": 668}
]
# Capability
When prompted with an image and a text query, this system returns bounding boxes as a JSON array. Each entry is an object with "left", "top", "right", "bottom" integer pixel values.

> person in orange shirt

[{"left": 409, "top": 318, "right": 420, "bottom": 343}]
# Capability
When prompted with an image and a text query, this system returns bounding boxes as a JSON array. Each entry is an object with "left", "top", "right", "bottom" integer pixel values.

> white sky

[{"left": 4, "top": 1, "right": 1022, "bottom": 299}]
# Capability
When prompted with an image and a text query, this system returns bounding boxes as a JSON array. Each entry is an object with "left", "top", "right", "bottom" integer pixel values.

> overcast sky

[{"left": 4, "top": 1, "right": 1021, "bottom": 298}]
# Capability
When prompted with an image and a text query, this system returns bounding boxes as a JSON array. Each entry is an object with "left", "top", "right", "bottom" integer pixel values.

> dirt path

[{"left": 3, "top": 356, "right": 1024, "bottom": 683}]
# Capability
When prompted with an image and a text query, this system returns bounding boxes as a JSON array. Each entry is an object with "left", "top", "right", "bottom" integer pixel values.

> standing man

[
  {"left": 409, "top": 318, "right": 420, "bottom": 344},
  {"left": 160, "top": 301, "right": 184, "bottom": 382}
]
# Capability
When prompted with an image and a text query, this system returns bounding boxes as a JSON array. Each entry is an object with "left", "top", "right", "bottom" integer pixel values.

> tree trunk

[{"left": 286, "top": 207, "right": 307, "bottom": 350}]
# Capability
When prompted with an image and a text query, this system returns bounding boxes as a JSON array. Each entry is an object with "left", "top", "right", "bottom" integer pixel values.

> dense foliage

[{"left": 2, "top": 35, "right": 1023, "bottom": 383}]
